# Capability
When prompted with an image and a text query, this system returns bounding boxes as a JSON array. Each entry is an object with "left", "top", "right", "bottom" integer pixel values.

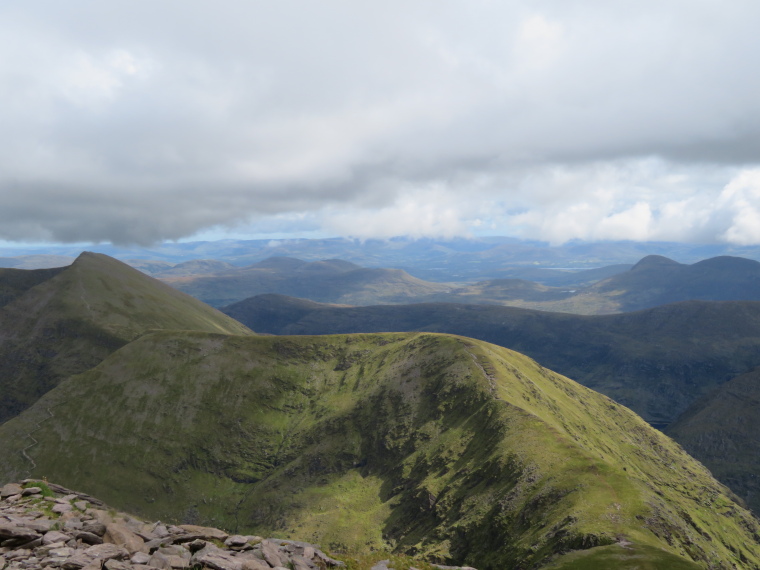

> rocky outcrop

[
  {"left": 0, "top": 480, "right": 477, "bottom": 570},
  {"left": 0, "top": 480, "right": 346, "bottom": 570}
]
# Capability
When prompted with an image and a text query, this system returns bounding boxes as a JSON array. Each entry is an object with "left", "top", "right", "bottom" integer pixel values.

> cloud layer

[{"left": 2, "top": 1, "right": 760, "bottom": 244}]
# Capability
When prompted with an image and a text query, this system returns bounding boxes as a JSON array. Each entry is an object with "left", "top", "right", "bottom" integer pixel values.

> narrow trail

[
  {"left": 77, "top": 273, "right": 94, "bottom": 317},
  {"left": 20, "top": 405, "right": 57, "bottom": 478},
  {"left": 459, "top": 340, "right": 499, "bottom": 398}
]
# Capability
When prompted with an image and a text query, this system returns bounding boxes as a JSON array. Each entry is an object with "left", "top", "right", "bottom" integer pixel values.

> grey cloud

[{"left": 2, "top": 1, "right": 760, "bottom": 244}]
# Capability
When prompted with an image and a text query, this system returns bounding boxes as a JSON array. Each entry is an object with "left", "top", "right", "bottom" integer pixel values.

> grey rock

[
  {"left": 106, "top": 522, "right": 146, "bottom": 554},
  {"left": 43, "top": 530, "right": 72, "bottom": 545},
  {"left": 224, "top": 535, "right": 249, "bottom": 547},
  {"left": 260, "top": 540, "right": 285, "bottom": 569},
  {"left": 292, "top": 554, "right": 317, "bottom": 570},
  {"left": 60, "top": 552, "right": 93, "bottom": 570},
  {"left": 131, "top": 551, "right": 152, "bottom": 564},
  {"left": 75, "top": 531, "right": 103, "bottom": 545},
  {"left": 17, "top": 519, "right": 53, "bottom": 533},
  {"left": 148, "top": 551, "right": 173, "bottom": 569},
  {"left": 81, "top": 522, "right": 107, "bottom": 537},
  {"left": 176, "top": 525, "right": 228, "bottom": 541},
  {"left": 52, "top": 503, "right": 73, "bottom": 514},
  {"left": 47, "top": 546, "right": 74, "bottom": 558},
  {"left": 104, "top": 559, "right": 132, "bottom": 570},
  {"left": 0, "top": 525, "right": 39, "bottom": 541},
  {"left": 84, "top": 543, "right": 130, "bottom": 561},
  {"left": 157, "top": 545, "right": 189, "bottom": 559},
  {"left": 185, "top": 539, "right": 207, "bottom": 553},
  {"left": 194, "top": 551, "right": 242, "bottom": 570},
  {"left": 238, "top": 558, "right": 270, "bottom": 570},
  {"left": 19, "top": 488, "right": 41, "bottom": 497},
  {"left": 0, "top": 485, "right": 23, "bottom": 499}
]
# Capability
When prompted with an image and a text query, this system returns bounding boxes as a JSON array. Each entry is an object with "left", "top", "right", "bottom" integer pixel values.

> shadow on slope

[{"left": 0, "top": 332, "right": 757, "bottom": 569}]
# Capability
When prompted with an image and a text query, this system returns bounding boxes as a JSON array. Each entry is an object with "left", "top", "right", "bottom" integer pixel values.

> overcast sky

[{"left": 2, "top": 1, "right": 760, "bottom": 246}]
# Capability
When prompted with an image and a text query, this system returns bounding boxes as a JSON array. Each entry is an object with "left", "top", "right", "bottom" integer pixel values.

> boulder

[
  {"left": 0, "top": 484, "right": 23, "bottom": 498},
  {"left": 177, "top": 524, "right": 229, "bottom": 541},
  {"left": 105, "top": 522, "right": 147, "bottom": 554}
]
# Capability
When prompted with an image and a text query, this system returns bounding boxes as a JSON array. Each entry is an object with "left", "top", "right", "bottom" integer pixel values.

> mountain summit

[{"left": 0, "top": 252, "right": 253, "bottom": 423}]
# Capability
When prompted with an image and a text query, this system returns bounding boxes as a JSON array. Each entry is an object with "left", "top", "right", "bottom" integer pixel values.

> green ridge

[
  {"left": 0, "top": 332, "right": 757, "bottom": 569},
  {"left": 0, "top": 252, "right": 253, "bottom": 423}
]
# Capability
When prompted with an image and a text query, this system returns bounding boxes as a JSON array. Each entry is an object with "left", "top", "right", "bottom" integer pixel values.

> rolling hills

[
  {"left": 147, "top": 253, "right": 760, "bottom": 315},
  {"left": 223, "top": 295, "right": 760, "bottom": 430},
  {"left": 0, "top": 252, "right": 253, "bottom": 424},
  {"left": 0, "top": 331, "right": 758, "bottom": 569},
  {"left": 160, "top": 257, "right": 451, "bottom": 307}
]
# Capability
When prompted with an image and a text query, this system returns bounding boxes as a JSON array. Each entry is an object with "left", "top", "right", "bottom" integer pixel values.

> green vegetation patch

[{"left": 0, "top": 331, "right": 758, "bottom": 569}]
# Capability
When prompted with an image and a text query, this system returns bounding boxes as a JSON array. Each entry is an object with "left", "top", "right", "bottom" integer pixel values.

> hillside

[
  {"left": 668, "top": 368, "right": 760, "bottom": 514},
  {"left": 0, "top": 266, "right": 67, "bottom": 308},
  {"left": 146, "top": 254, "right": 760, "bottom": 315},
  {"left": 223, "top": 295, "right": 760, "bottom": 428},
  {"left": 0, "top": 331, "right": 757, "bottom": 569},
  {"left": 0, "top": 252, "right": 253, "bottom": 424},
  {"left": 587, "top": 255, "right": 760, "bottom": 312},
  {"left": 161, "top": 257, "right": 450, "bottom": 307}
]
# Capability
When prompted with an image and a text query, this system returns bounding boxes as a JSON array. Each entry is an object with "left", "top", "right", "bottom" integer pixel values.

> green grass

[
  {"left": 22, "top": 480, "right": 55, "bottom": 497},
  {"left": 1, "top": 331, "right": 758, "bottom": 569},
  {"left": 544, "top": 543, "right": 703, "bottom": 570}
]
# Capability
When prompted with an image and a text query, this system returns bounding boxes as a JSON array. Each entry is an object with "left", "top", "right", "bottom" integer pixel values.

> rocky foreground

[{"left": 0, "top": 480, "right": 473, "bottom": 570}]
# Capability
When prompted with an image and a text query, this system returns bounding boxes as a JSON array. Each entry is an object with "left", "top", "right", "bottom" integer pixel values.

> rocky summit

[{"left": 0, "top": 480, "right": 476, "bottom": 570}]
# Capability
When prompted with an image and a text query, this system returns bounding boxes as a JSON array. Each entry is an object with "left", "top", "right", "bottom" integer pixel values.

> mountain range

[
  {"left": 125, "top": 254, "right": 760, "bottom": 315},
  {"left": 5, "top": 236, "right": 760, "bottom": 282},
  {"left": 2, "top": 252, "right": 760, "bottom": 568}
]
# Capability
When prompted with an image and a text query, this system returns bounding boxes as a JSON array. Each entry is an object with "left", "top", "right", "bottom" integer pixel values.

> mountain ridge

[
  {"left": 0, "top": 252, "right": 253, "bottom": 424},
  {"left": 0, "top": 330, "right": 757, "bottom": 569}
]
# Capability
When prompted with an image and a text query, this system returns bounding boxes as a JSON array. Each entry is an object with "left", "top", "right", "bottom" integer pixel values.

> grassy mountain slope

[
  {"left": 161, "top": 257, "right": 450, "bottom": 307},
  {"left": 0, "top": 331, "right": 758, "bottom": 569},
  {"left": 667, "top": 368, "right": 760, "bottom": 513},
  {"left": 0, "top": 266, "right": 67, "bottom": 308},
  {"left": 224, "top": 295, "right": 760, "bottom": 427},
  {"left": 0, "top": 252, "right": 253, "bottom": 424}
]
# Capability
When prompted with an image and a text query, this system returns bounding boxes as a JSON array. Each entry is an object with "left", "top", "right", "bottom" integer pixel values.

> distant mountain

[
  {"left": 0, "top": 254, "right": 76, "bottom": 270},
  {"left": 160, "top": 256, "right": 450, "bottom": 307},
  {"left": 588, "top": 255, "right": 760, "bottom": 311},
  {"left": 0, "top": 252, "right": 253, "bottom": 424},
  {"left": 137, "top": 258, "right": 239, "bottom": 277},
  {"left": 6, "top": 236, "right": 760, "bottom": 283},
  {"left": 0, "top": 331, "right": 756, "bottom": 569},
  {"left": 223, "top": 295, "right": 760, "bottom": 428},
  {"left": 668, "top": 368, "right": 760, "bottom": 513},
  {"left": 136, "top": 253, "right": 760, "bottom": 315}
]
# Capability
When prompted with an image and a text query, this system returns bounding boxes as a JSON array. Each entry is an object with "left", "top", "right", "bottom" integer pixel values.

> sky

[{"left": 2, "top": 1, "right": 760, "bottom": 246}]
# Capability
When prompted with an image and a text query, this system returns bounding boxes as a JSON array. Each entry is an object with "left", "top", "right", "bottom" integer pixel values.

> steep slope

[
  {"left": 162, "top": 257, "right": 450, "bottom": 307},
  {"left": 0, "top": 252, "right": 253, "bottom": 424},
  {"left": 668, "top": 368, "right": 760, "bottom": 513},
  {"left": 0, "top": 332, "right": 758, "bottom": 569},
  {"left": 0, "top": 266, "right": 67, "bottom": 308},
  {"left": 224, "top": 295, "right": 760, "bottom": 427}
]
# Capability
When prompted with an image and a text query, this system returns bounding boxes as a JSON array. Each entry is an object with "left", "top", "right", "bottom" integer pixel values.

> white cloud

[{"left": 0, "top": 1, "right": 760, "bottom": 244}]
